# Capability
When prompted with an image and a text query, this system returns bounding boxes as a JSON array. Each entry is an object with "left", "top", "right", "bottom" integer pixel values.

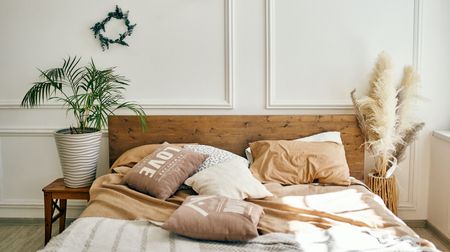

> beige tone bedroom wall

[{"left": 0, "top": 0, "right": 448, "bottom": 220}]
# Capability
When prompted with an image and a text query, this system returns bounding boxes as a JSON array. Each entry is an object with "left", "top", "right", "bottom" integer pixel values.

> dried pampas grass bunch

[{"left": 351, "top": 52, "right": 424, "bottom": 178}]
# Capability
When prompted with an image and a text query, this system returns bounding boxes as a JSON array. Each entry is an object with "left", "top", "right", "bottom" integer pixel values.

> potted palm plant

[
  {"left": 21, "top": 57, "right": 147, "bottom": 188},
  {"left": 351, "top": 52, "right": 424, "bottom": 214}
]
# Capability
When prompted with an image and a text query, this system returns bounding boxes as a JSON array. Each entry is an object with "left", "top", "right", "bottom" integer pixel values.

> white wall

[
  {"left": 423, "top": 0, "right": 450, "bottom": 239},
  {"left": 429, "top": 132, "right": 450, "bottom": 239},
  {"left": 0, "top": 0, "right": 448, "bottom": 220}
]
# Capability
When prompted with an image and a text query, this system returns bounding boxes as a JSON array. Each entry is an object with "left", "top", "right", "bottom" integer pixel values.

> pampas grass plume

[{"left": 351, "top": 52, "right": 424, "bottom": 177}]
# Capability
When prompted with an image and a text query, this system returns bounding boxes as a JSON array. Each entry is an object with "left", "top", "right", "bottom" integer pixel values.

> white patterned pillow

[
  {"left": 180, "top": 144, "right": 248, "bottom": 189},
  {"left": 183, "top": 144, "right": 247, "bottom": 172}
]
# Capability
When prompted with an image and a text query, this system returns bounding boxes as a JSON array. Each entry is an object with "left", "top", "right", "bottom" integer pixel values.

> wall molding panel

[
  {"left": 398, "top": 0, "right": 423, "bottom": 212},
  {"left": 265, "top": 0, "right": 422, "bottom": 110},
  {"left": 398, "top": 144, "right": 418, "bottom": 211},
  {"left": 136, "top": 0, "right": 235, "bottom": 109}
]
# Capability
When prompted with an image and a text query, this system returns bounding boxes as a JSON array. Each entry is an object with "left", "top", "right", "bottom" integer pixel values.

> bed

[{"left": 40, "top": 115, "right": 437, "bottom": 251}]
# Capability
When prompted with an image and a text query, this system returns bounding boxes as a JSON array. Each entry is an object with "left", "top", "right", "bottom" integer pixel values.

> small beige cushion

[
  {"left": 122, "top": 144, "right": 207, "bottom": 200},
  {"left": 185, "top": 158, "right": 272, "bottom": 200},
  {"left": 162, "top": 195, "right": 263, "bottom": 241},
  {"left": 250, "top": 140, "right": 350, "bottom": 186}
]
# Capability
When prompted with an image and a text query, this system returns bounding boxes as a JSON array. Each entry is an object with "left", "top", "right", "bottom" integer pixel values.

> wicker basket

[{"left": 366, "top": 172, "right": 398, "bottom": 215}]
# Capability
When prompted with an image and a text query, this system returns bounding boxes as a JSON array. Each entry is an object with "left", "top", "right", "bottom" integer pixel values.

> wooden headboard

[{"left": 108, "top": 115, "right": 365, "bottom": 180}]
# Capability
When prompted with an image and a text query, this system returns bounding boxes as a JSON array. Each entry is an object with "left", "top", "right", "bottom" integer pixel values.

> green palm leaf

[{"left": 21, "top": 57, "right": 147, "bottom": 133}]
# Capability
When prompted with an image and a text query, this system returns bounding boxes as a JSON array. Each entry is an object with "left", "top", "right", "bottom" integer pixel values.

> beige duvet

[{"left": 80, "top": 171, "right": 433, "bottom": 248}]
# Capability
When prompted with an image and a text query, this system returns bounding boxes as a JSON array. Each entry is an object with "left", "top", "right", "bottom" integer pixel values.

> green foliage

[
  {"left": 91, "top": 5, "right": 136, "bottom": 51},
  {"left": 21, "top": 57, "right": 147, "bottom": 133}
]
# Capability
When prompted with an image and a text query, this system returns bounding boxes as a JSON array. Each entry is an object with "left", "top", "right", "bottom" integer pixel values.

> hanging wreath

[{"left": 91, "top": 5, "right": 136, "bottom": 50}]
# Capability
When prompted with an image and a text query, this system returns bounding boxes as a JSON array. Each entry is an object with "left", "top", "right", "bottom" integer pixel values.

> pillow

[
  {"left": 245, "top": 131, "right": 343, "bottom": 164},
  {"left": 183, "top": 144, "right": 247, "bottom": 174},
  {"left": 184, "top": 158, "right": 273, "bottom": 200},
  {"left": 122, "top": 144, "right": 208, "bottom": 200},
  {"left": 111, "top": 143, "right": 194, "bottom": 168},
  {"left": 111, "top": 166, "right": 131, "bottom": 174},
  {"left": 162, "top": 195, "right": 263, "bottom": 241},
  {"left": 249, "top": 140, "right": 350, "bottom": 186}
]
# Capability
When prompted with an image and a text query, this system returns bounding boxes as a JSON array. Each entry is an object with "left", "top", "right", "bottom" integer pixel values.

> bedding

[
  {"left": 40, "top": 218, "right": 302, "bottom": 252},
  {"left": 249, "top": 140, "right": 351, "bottom": 186},
  {"left": 245, "top": 131, "right": 343, "bottom": 164},
  {"left": 162, "top": 195, "right": 263, "bottom": 241},
  {"left": 42, "top": 172, "right": 437, "bottom": 251},
  {"left": 176, "top": 144, "right": 250, "bottom": 191},
  {"left": 182, "top": 144, "right": 248, "bottom": 174},
  {"left": 184, "top": 158, "right": 273, "bottom": 200},
  {"left": 122, "top": 144, "right": 207, "bottom": 200},
  {"left": 40, "top": 218, "right": 436, "bottom": 252}
]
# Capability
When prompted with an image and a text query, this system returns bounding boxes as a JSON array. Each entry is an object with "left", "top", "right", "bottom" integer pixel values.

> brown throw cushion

[
  {"left": 249, "top": 140, "right": 350, "bottom": 186},
  {"left": 162, "top": 195, "right": 263, "bottom": 241},
  {"left": 111, "top": 143, "right": 195, "bottom": 169},
  {"left": 122, "top": 144, "right": 208, "bottom": 200}
]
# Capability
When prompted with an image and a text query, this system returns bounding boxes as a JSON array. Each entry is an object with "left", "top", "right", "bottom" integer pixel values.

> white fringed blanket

[{"left": 40, "top": 217, "right": 437, "bottom": 252}]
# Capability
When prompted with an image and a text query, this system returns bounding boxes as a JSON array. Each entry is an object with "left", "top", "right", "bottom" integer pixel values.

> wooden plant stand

[{"left": 42, "top": 178, "right": 90, "bottom": 244}]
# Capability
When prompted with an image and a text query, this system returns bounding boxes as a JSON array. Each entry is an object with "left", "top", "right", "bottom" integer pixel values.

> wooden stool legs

[
  {"left": 42, "top": 178, "right": 91, "bottom": 245},
  {"left": 44, "top": 192, "right": 53, "bottom": 245},
  {"left": 43, "top": 194, "right": 67, "bottom": 245},
  {"left": 59, "top": 199, "right": 67, "bottom": 233}
]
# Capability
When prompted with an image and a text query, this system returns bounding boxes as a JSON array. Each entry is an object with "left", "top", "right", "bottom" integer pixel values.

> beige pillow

[
  {"left": 162, "top": 195, "right": 263, "bottom": 241},
  {"left": 245, "top": 131, "right": 343, "bottom": 164},
  {"left": 111, "top": 143, "right": 195, "bottom": 169},
  {"left": 122, "top": 144, "right": 208, "bottom": 200},
  {"left": 250, "top": 140, "right": 350, "bottom": 186},
  {"left": 111, "top": 166, "right": 131, "bottom": 174},
  {"left": 185, "top": 158, "right": 273, "bottom": 200}
]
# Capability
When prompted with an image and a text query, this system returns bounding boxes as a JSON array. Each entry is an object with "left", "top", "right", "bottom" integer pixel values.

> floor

[
  {"left": 0, "top": 223, "right": 449, "bottom": 252},
  {"left": 413, "top": 227, "right": 450, "bottom": 251}
]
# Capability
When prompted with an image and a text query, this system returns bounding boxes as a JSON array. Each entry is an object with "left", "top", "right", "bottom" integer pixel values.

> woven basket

[{"left": 367, "top": 172, "right": 398, "bottom": 215}]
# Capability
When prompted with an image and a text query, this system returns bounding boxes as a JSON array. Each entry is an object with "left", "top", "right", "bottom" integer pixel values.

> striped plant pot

[{"left": 54, "top": 128, "right": 102, "bottom": 188}]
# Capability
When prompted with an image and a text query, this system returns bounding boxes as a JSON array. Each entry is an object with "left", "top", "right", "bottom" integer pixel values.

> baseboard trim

[
  {"left": 404, "top": 219, "right": 427, "bottom": 228},
  {"left": 0, "top": 201, "right": 86, "bottom": 218},
  {"left": 426, "top": 221, "right": 450, "bottom": 248},
  {"left": 0, "top": 217, "right": 76, "bottom": 225}
]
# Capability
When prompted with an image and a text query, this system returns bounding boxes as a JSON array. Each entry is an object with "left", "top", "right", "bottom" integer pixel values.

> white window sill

[{"left": 433, "top": 130, "right": 450, "bottom": 143}]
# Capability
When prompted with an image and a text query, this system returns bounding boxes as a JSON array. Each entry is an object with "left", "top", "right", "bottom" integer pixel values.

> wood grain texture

[
  {"left": 42, "top": 178, "right": 90, "bottom": 196},
  {"left": 108, "top": 115, "right": 365, "bottom": 180}
]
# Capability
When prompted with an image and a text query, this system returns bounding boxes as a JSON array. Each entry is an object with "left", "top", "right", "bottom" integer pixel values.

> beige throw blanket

[{"left": 80, "top": 172, "right": 433, "bottom": 248}]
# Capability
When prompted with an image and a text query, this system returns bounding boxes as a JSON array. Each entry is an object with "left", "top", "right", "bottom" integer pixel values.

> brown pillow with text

[
  {"left": 162, "top": 195, "right": 263, "bottom": 241},
  {"left": 122, "top": 144, "right": 208, "bottom": 200},
  {"left": 111, "top": 143, "right": 195, "bottom": 169}
]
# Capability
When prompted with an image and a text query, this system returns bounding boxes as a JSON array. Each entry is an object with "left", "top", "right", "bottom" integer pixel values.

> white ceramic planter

[{"left": 54, "top": 128, "right": 102, "bottom": 188}]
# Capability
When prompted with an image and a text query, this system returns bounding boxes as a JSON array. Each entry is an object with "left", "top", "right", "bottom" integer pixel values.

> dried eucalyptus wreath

[{"left": 91, "top": 5, "right": 136, "bottom": 50}]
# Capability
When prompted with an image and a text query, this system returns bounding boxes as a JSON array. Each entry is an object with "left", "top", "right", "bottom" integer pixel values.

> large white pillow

[
  {"left": 245, "top": 131, "right": 343, "bottom": 164},
  {"left": 184, "top": 158, "right": 273, "bottom": 200}
]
